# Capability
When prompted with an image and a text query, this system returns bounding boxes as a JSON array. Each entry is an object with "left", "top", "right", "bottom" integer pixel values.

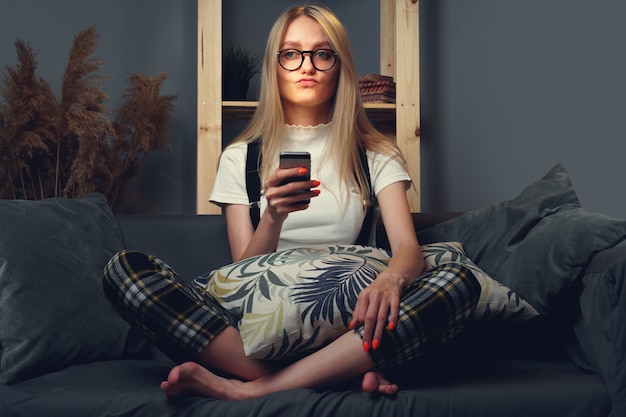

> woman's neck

[{"left": 283, "top": 103, "right": 331, "bottom": 127}]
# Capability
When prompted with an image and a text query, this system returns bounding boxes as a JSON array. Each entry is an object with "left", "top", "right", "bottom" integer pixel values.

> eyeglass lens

[{"left": 278, "top": 49, "right": 337, "bottom": 71}]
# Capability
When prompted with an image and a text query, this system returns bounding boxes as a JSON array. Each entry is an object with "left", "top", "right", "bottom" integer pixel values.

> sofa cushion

[
  {"left": 573, "top": 246, "right": 626, "bottom": 416},
  {"left": 418, "top": 163, "right": 626, "bottom": 315},
  {"left": 0, "top": 193, "right": 146, "bottom": 384},
  {"left": 195, "top": 242, "right": 537, "bottom": 360}
]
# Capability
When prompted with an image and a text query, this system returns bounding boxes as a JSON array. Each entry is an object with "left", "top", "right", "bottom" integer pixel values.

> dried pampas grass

[{"left": 0, "top": 25, "right": 177, "bottom": 212}]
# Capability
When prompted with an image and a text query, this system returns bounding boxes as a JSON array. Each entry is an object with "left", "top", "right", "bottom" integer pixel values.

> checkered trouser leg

[
  {"left": 357, "top": 262, "right": 481, "bottom": 371},
  {"left": 102, "top": 249, "right": 236, "bottom": 363}
]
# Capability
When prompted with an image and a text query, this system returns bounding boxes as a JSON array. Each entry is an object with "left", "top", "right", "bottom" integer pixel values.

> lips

[{"left": 298, "top": 79, "right": 317, "bottom": 87}]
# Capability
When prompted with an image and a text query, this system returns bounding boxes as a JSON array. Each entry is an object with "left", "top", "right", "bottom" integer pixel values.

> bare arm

[{"left": 349, "top": 181, "right": 423, "bottom": 350}]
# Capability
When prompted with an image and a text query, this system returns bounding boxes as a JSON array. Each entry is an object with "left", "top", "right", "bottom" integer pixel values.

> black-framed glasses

[{"left": 277, "top": 48, "right": 338, "bottom": 71}]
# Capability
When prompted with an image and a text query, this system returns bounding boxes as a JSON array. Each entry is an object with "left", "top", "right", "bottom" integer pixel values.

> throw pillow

[
  {"left": 195, "top": 245, "right": 392, "bottom": 359},
  {"left": 418, "top": 163, "right": 579, "bottom": 277},
  {"left": 417, "top": 163, "right": 626, "bottom": 316},
  {"left": 496, "top": 207, "right": 626, "bottom": 315},
  {"left": 196, "top": 242, "right": 538, "bottom": 360},
  {"left": 0, "top": 193, "right": 146, "bottom": 384}
]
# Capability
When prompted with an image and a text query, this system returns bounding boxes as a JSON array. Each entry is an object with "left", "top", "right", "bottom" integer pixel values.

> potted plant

[{"left": 222, "top": 45, "right": 261, "bottom": 100}]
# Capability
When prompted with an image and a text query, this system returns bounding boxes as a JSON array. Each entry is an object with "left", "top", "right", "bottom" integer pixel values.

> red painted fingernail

[
  {"left": 372, "top": 339, "right": 380, "bottom": 350},
  {"left": 387, "top": 321, "right": 396, "bottom": 330},
  {"left": 349, "top": 321, "right": 355, "bottom": 330},
  {"left": 312, "top": 180, "right": 320, "bottom": 187},
  {"left": 299, "top": 168, "right": 308, "bottom": 175},
  {"left": 363, "top": 342, "right": 370, "bottom": 352},
  {"left": 313, "top": 189, "right": 321, "bottom": 196}
]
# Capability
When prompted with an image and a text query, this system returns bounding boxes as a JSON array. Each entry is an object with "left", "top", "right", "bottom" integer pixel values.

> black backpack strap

[
  {"left": 355, "top": 147, "right": 375, "bottom": 246},
  {"left": 245, "top": 139, "right": 262, "bottom": 229}
]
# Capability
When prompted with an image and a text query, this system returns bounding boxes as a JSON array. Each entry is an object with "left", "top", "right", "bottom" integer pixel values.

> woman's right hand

[{"left": 263, "top": 167, "right": 321, "bottom": 219}]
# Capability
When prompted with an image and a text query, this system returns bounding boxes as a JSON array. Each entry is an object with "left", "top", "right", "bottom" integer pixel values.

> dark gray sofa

[
  {"left": 1, "top": 164, "right": 625, "bottom": 417},
  {"left": 0, "top": 211, "right": 621, "bottom": 417}
]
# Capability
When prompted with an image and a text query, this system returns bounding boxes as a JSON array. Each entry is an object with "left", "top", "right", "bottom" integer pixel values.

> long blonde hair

[{"left": 230, "top": 4, "right": 406, "bottom": 205}]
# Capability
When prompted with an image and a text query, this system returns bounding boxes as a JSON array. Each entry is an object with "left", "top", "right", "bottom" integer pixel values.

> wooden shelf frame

[{"left": 197, "top": 0, "right": 420, "bottom": 214}]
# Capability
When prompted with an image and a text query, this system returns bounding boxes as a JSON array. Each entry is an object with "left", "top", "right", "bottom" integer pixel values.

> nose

[{"left": 300, "top": 52, "right": 315, "bottom": 72}]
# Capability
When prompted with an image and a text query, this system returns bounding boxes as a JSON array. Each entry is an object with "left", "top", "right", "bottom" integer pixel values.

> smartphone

[{"left": 279, "top": 151, "right": 311, "bottom": 204}]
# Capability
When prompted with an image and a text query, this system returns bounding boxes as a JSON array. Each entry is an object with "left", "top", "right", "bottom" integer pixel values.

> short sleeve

[
  {"left": 368, "top": 151, "right": 411, "bottom": 197},
  {"left": 209, "top": 143, "right": 251, "bottom": 207}
]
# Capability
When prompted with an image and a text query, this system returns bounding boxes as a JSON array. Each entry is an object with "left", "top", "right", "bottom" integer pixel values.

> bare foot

[
  {"left": 160, "top": 362, "right": 248, "bottom": 400},
  {"left": 361, "top": 371, "right": 398, "bottom": 395}
]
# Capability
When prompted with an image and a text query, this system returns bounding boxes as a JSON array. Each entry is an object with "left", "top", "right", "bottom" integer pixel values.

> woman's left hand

[{"left": 349, "top": 272, "right": 404, "bottom": 352}]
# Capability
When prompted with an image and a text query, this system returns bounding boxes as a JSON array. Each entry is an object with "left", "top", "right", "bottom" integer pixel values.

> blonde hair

[{"left": 230, "top": 4, "right": 406, "bottom": 205}]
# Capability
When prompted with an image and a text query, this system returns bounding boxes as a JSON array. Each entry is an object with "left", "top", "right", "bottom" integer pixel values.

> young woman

[{"left": 104, "top": 4, "right": 477, "bottom": 401}]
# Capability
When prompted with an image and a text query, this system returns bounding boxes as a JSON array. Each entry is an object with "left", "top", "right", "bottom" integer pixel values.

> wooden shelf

[{"left": 222, "top": 101, "right": 397, "bottom": 120}]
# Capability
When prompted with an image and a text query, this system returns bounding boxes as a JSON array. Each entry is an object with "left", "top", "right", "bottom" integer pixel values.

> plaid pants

[
  {"left": 103, "top": 250, "right": 237, "bottom": 363},
  {"left": 104, "top": 250, "right": 480, "bottom": 371}
]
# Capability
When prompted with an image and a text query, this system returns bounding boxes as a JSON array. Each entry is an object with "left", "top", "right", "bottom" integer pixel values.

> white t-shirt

[{"left": 210, "top": 123, "right": 411, "bottom": 251}]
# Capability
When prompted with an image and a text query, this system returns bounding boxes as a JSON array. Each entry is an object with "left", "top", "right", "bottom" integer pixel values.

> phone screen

[{"left": 279, "top": 151, "right": 311, "bottom": 203}]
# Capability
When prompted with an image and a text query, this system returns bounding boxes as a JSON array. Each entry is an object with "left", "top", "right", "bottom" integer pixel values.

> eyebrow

[{"left": 280, "top": 41, "right": 333, "bottom": 50}]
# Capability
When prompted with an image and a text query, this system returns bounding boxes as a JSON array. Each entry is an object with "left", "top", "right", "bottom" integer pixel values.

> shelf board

[
  {"left": 222, "top": 101, "right": 396, "bottom": 120},
  {"left": 363, "top": 102, "right": 397, "bottom": 120}
]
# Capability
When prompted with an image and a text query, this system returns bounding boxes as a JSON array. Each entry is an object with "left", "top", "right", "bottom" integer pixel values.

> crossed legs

[
  {"left": 103, "top": 251, "right": 479, "bottom": 401},
  {"left": 102, "top": 250, "right": 396, "bottom": 400}
]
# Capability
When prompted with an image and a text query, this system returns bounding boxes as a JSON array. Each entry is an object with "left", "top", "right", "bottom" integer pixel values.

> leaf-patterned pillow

[
  {"left": 195, "top": 245, "right": 391, "bottom": 359},
  {"left": 194, "top": 242, "right": 538, "bottom": 360}
]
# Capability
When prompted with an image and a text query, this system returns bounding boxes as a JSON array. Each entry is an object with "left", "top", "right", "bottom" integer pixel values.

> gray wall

[
  {"left": 2, "top": 1, "right": 625, "bottom": 218},
  {"left": 420, "top": 0, "right": 626, "bottom": 218}
]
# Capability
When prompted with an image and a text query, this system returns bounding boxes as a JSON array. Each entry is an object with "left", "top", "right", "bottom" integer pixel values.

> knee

[
  {"left": 427, "top": 262, "right": 482, "bottom": 312},
  {"left": 403, "top": 262, "right": 482, "bottom": 314},
  {"left": 429, "top": 262, "right": 480, "bottom": 289},
  {"left": 102, "top": 249, "right": 158, "bottom": 302}
]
